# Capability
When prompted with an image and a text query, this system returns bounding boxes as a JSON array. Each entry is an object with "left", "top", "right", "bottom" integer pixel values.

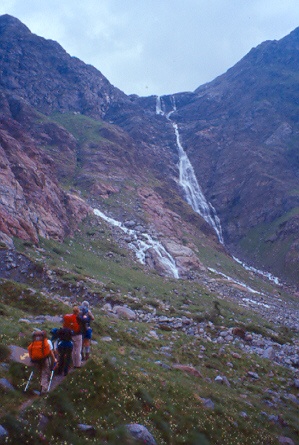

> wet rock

[{"left": 124, "top": 220, "right": 136, "bottom": 228}]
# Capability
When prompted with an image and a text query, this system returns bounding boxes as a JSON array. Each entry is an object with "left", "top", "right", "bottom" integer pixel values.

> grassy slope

[{"left": 0, "top": 220, "right": 298, "bottom": 445}]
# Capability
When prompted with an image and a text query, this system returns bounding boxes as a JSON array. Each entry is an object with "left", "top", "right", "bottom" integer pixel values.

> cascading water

[
  {"left": 157, "top": 96, "right": 282, "bottom": 285},
  {"left": 156, "top": 96, "right": 224, "bottom": 244},
  {"left": 93, "top": 208, "right": 179, "bottom": 279}
]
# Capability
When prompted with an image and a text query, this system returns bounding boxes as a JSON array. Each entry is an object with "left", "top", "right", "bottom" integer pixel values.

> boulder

[
  {"left": 125, "top": 424, "right": 157, "bottom": 445},
  {"left": 9, "top": 345, "right": 32, "bottom": 366},
  {"left": 113, "top": 306, "right": 136, "bottom": 320}
]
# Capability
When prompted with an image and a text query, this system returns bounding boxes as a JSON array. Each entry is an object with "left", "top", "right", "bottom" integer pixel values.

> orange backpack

[
  {"left": 28, "top": 331, "right": 51, "bottom": 362},
  {"left": 63, "top": 313, "right": 81, "bottom": 334}
]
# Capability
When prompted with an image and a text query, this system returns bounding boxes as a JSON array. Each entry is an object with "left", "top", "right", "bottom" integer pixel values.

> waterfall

[
  {"left": 156, "top": 96, "right": 224, "bottom": 244},
  {"left": 93, "top": 208, "right": 179, "bottom": 279},
  {"left": 233, "top": 256, "right": 280, "bottom": 285}
]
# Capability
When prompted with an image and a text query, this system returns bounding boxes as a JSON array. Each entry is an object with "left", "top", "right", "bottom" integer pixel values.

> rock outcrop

[{"left": 0, "top": 14, "right": 299, "bottom": 284}]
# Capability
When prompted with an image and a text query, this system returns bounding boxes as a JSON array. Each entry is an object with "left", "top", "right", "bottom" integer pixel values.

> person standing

[
  {"left": 80, "top": 300, "right": 94, "bottom": 360},
  {"left": 56, "top": 327, "right": 73, "bottom": 375},
  {"left": 63, "top": 306, "right": 82, "bottom": 368},
  {"left": 28, "top": 329, "right": 57, "bottom": 394}
]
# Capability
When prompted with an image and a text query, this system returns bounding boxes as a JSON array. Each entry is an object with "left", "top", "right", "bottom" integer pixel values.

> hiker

[
  {"left": 50, "top": 327, "right": 60, "bottom": 358},
  {"left": 80, "top": 300, "right": 94, "bottom": 360},
  {"left": 56, "top": 327, "right": 73, "bottom": 376},
  {"left": 28, "top": 329, "right": 57, "bottom": 394},
  {"left": 63, "top": 306, "right": 83, "bottom": 368}
]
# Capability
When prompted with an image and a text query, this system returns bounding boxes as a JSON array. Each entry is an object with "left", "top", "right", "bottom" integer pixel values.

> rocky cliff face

[
  {"left": 0, "top": 14, "right": 298, "bottom": 284},
  {"left": 148, "top": 30, "right": 299, "bottom": 284}
]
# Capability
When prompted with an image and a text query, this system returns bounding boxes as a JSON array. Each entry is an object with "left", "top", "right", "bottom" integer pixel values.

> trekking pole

[
  {"left": 24, "top": 369, "right": 34, "bottom": 392},
  {"left": 47, "top": 360, "right": 57, "bottom": 392},
  {"left": 47, "top": 368, "right": 55, "bottom": 392}
]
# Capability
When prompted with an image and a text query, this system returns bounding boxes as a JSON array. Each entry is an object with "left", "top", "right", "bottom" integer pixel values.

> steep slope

[
  {"left": 0, "top": 14, "right": 299, "bottom": 284},
  {"left": 161, "top": 28, "right": 299, "bottom": 284},
  {"left": 0, "top": 14, "right": 222, "bottom": 280}
]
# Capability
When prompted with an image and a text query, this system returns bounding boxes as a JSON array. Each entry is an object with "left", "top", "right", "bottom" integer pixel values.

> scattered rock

[
  {"left": 247, "top": 371, "right": 260, "bottom": 380},
  {"left": 100, "top": 336, "right": 113, "bottom": 342},
  {"left": 215, "top": 375, "right": 231, "bottom": 386},
  {"left": 0, "top": 425, "right": 9, "bottom": 442},
  {"left": 125, "top": 424, "right": 157, "bottom": 445},
  {"left": 172, "top": 364, "right": 202, "bottom": 378},
  {"left": 263, "top": 347, "right": 275, "bottom": 360},
  {"left": 0, "top": 378, "right": 15, "bottom": 392},
  {"left": 293, "top": 379, "right": 299, "bottom": 389},
  {"left": 200, "top": 398, "right": 215, "bottom": 410},
  {"left": 102, "top": 303, "right": 112, "bottom": 312},
  {"left": 278, "top": 436, "right": 295, "bottom": 445},
  {"left": 155, "top": 361, "right": 171, "bottom": 370},
  {"left": 113, "top": 306, "right": 136, "bottom": 320},
  {"left": 77, "top": 424, "right": 96, "bottom": 436},
  {"left": 232, "top": 327, "right": 246, "bottom": 339}
]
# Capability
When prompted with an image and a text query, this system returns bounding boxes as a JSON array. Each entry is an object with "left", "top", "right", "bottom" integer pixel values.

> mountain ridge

[{"left": 0, "top": 14, "right": 298, "bottom": 285}]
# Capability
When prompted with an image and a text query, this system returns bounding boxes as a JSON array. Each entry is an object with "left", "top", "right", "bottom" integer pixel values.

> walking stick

[
  {"left": 47, "top": 367, "right": 55, "bottom": 392},
  {"left": 47, "top": 357, "right": 57, "bottom": 393},
  {"left": 24, "top": 369, "right": 34, "bottom": 392}
]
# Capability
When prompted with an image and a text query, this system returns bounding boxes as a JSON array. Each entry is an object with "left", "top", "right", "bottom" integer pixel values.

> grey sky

[{"left": 1, "top": 0, "right": 299, "bottom": 96}]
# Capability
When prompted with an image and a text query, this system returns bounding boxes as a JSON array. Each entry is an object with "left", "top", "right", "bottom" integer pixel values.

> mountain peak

[{"left": 0, "top": 14, "right": 31, "bottom": 36}]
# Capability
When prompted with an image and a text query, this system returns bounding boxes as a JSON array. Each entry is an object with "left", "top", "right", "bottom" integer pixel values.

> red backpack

[
  {"left": 28, "top": 331, "right": 51, "bottom": 362},
  {"left": 63, "top": 313, "right": 81, "bottom": 334}
]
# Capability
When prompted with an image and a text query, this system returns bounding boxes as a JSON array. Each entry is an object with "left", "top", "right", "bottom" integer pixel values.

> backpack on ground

[
  {"left": 63, "top": 313, "right": 81, "bottom": 334},
  {"left": 28, "top": 331, "right": 51, "bottom": 362}
]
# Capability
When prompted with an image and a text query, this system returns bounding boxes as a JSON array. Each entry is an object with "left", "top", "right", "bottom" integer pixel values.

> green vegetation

[
  {"left": 50, "top": 112, "right": 105, "bottom": 145},
  {"left": 238, "top": 209, "right": 299, "bottom": 283},
  {"left": 0, "top": 217, "right": 298, "bottom": 444},
  {"left": 1, "top": 284, "right": 298, "bottom": 444}
]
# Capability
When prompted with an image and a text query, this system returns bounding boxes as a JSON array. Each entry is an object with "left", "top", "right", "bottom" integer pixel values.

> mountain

[
  {"left": 0, "top": 14, "right": 298, "bottom": 286},
  {"left": 165, "top": 28, "right": 299, "bottom": 284},
  {"left": 0, "top": 16, "right": 299, "bottom": 445}
]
